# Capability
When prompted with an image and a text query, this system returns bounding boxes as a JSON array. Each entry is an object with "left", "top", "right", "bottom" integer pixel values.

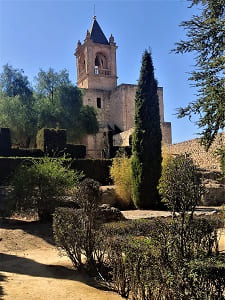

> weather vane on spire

[{"left": 93, "top": 4, "right": 96, "bottom": 19}]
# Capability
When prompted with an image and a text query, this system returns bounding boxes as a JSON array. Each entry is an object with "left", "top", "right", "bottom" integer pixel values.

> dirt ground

[
  {"left": 0, "top": 218, "right": 122, "bottom": 300},
  {"left": 0, "top": 208, "right": 224, "bottom": 300}
]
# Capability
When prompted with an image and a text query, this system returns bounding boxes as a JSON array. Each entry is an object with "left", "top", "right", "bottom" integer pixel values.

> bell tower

[{"left": 75, "top": 16, "right": 117, "bottom": 91}]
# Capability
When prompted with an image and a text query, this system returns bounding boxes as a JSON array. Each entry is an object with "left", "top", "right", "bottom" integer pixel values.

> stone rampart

[{"left": 168, "top": 132, "right": 225, "bottom": 172}]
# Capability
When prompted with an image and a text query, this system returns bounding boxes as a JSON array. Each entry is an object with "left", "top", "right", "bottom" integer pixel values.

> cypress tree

[{"left": 131, "top": 50, "right": 162, "bottom": 209}]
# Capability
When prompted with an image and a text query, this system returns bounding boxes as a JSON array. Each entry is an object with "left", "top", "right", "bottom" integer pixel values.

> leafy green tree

[
  {"left": 0, "top": 93, "right": 37, "bottom": 147},
  {"left": 35, "top": 68, "right": 70, "bottom": 102},
  {"left": 0, "top": 65, "right": 99, "bottom": 146},
  {"left": 79, "top": 105, "right": 99, "bottom": 135},
  {"left": 35, "top": 68, "right": 99, "bottom": 141},
  {"left": 173, "top": 0, "right": 225, "bottom": 149},
  {"left": 0, "top": 65, "right": 36, "bottom": 146},
  {"left": 0, "top": 64, "right": 32, "bottom": 101},
  {"left": 131, "top": 50, "right": 162, "bottom": 209}
]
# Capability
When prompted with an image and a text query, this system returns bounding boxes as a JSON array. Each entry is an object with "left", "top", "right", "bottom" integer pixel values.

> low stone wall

[{"left": 168, "top": 132, "right": 225, "bottom": 172}]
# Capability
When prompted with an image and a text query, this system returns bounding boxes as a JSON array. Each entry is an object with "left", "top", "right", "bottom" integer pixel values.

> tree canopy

[
  {"left": 0, "top": 64, "right": 32, "bottom": 101},
  {"left": 0, "top": 65, "right": 99, "bottom": 146},
  {"left": 131, "top": 50, "right": 162, "bottom": 209},
  {"left": 35, "top": 68, "right": 70, "bottom": 102},
  {"left": 173, "top": 0, "right": 225, "bottom": 149}
]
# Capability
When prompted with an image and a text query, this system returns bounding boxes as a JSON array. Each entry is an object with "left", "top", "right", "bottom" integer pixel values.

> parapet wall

[{"left": 167, "top": 132, "right": 225, "bottom": 172}]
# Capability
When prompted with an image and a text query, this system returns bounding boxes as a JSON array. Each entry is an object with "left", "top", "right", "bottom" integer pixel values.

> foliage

[
  {"left": 98, "top": 215, "right": 225, "bottom": 299},
  {"left": 35, "top": 68, "right": 70, "bottom": 102},
  {"left": 0, "top": 64, "right": 32, "bottom": 101},
  {"left": 0, "top": 65, "right": 99, "bottom": 146},
  {"left": 0, "top": 93, "right": 37, "bottom": 147},
  {"left": 34, "top": 70, "right": 98, "bottom": 141},
  {"left": 131, "top": 50, "right": 162, "bottom": 209},
  {"left": 173, "top": 0, "right": 225, "bottom": 149},
  {"left": 53, "top": 178, "right": 101, "bottom": 270},
  {"left": 161, "top": 144, "right": 171, "bottom": 169},
  {"left": 79, "top": 105, "right": 99, "bottom": 135},
  {"left": 110, "top": 154, "right": 132, "bottom": 208},
  {"left": 8, "top": 156, "right": 83, "bottom": 220},
  {"left": 158, "top": 154, "right": 204, "bottom": 217}
]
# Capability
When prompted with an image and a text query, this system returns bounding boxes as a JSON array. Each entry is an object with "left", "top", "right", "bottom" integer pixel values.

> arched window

[{"left": 95, "top": 53, "right": 107, "bottom": 69}]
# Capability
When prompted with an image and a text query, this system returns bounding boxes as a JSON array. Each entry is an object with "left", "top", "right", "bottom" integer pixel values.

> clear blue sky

[{"left": 0, "top": 0, "right": 201, "bottom": 144}]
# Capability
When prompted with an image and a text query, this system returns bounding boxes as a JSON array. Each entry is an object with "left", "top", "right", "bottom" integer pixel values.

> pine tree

[
  {"left": 131, "top": 50, "right": 162, "bottom": 209},
  {"left": 173, "top": 0, "right": 225, "bottom": 149}
]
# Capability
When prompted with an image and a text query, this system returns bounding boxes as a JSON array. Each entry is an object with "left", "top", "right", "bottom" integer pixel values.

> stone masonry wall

[{"left": 167, "top": 132, "right": 225, "bottom": 172}]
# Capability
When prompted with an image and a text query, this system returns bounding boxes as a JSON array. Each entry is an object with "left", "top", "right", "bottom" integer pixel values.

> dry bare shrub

[{"left": 110, "top": 154, "right": 132, "bottom": 208}]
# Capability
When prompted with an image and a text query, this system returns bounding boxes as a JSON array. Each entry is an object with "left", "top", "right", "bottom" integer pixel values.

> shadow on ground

[
  {"left": 0, "top": 252, "right": 112, "bottom": 293},
  {"left": 0, "top": 273, "right": 6, "bottom": 299},
  {"left": 0, "top": 218, "right": 54, "bottom": 246}
]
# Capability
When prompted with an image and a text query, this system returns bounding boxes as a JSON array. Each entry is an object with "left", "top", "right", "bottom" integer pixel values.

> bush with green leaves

[
  {"left": 8, "top": 156, "right": 83, "bottom": 220},
  {"left": 99, "top": 216, "right": 225, "bottom": 299},
  {"left": 53, "top": 178, "right": 101, "bottom": 271},
  {"left": 158, "top": 154, "right": 204, "bottom": 217}
]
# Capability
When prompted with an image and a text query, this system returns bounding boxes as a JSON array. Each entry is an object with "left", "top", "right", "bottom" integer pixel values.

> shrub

[
  {"left": 158, "top": 154, "right": 204, "bottom": 218},
  {"left": 8, "top": 156, "right": 83, "bottom": 220},
  {"left": 53, "top": 207, "right": 85, "bottom": 270},
  {"left": 53, "top": 178, "right": 101, "bottom": 271},
  {"left": 99, "top": 216, "right": 225, "bottom": 299},
  {"left": 110, "top": 154, "right": 132, "bottom": 208}
]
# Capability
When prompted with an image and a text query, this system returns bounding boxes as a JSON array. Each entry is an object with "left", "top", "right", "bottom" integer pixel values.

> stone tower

[
  {"left": 74, "top": 17, "right": 172, "bottom": 158},
  {"left": 75, "top": 16, "right": 117, "bottom": 91}
]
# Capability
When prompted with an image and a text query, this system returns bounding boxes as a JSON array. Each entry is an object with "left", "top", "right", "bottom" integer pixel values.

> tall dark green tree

[
  {"left": 173, "top": 0, "right": 225, "bottom": 149},
  {"left": 131, "top": 50, "right": 162, "bottom": 209}
]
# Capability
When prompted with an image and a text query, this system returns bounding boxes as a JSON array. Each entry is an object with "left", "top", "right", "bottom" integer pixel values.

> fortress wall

[{"left": 167, "top": 132, "right": 225, "bottom": 172}]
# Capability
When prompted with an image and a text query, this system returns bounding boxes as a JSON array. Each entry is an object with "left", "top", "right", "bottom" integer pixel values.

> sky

[{"left": 0, "top": 0, "right": 202, "bottom": 144}]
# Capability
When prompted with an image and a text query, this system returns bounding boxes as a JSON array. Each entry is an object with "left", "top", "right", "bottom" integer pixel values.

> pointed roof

[{"left": 89, "top": 17, "right": 109, "bottom": 45}]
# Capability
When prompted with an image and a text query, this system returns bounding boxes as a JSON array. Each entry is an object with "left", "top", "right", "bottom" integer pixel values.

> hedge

[
  {"left": 71, "top": 159, "right": 112, "bottom": 185},
  {"left": 0, "top": 128, "right": 11, "bottom": 156},
  {"left": 10, "top": 148, "right": 44, "bottom": 157},
  {"left": 0, "top": 158, "right": 112, "bottom": 185},
  {"left": 36, "top": 128, "right": 67, "bottom": 155},
  {"left": 65, "top": 144, "right": 86, "bottom": 159}
]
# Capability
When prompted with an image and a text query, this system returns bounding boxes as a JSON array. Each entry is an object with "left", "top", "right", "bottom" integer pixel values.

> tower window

[{"left": 97, "top": 97, "right": 101, "bottom": 108}]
